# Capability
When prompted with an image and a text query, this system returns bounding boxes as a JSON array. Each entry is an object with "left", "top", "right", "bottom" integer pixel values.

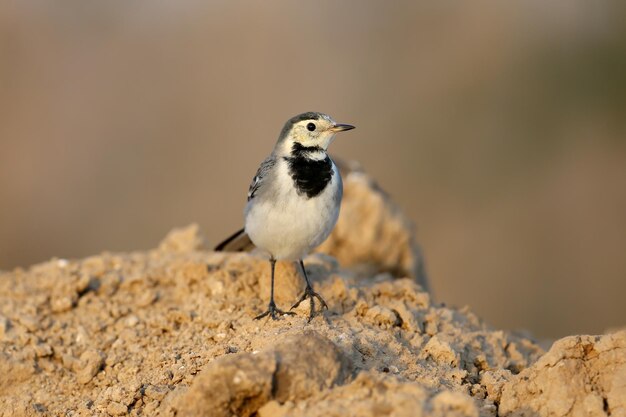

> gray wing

[{"left": 247, "top": 156, "right": 276, "bottom": 201}]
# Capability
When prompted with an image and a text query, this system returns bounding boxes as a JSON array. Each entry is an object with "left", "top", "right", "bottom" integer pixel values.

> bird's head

[{"left": 275, "top": 112, "right": 355, "bottom": 155}]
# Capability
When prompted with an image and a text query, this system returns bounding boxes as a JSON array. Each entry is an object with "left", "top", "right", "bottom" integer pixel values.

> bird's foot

[
  {"left": 290, "top": 285, "right": 328, "bottom": 321},
  {"left": 254, "top": 301, "right": 295, "bottom": 320}
]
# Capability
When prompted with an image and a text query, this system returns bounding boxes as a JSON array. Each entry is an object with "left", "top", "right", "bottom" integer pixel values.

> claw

[
  {"left": 290, "top": 286, "right": 328, "bottom": 320},
  {"left": 255, "top": 301, "right": 295, "bottom": 320}
]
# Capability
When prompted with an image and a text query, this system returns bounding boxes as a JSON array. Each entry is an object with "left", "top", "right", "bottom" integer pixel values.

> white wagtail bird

[{"left": 215, "top": 112, "right": 355, "bottom": 320}]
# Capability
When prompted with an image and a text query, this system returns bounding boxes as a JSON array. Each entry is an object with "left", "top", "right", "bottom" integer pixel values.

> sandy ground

[{"left": 1, "top": 170, "right": 625, "bottom": 417}]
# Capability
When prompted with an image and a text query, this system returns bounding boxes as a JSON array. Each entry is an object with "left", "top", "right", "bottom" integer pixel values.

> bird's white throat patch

[{"left": 302, "top": 149, "right": 327, "bottom": 161}]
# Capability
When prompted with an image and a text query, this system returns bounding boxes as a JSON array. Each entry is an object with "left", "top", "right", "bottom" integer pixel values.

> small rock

[
  {"left": 62, "top": 354, "right": 77, "bottom": 370},
  {"left": 208, "top": 278, "right": 225, "bottom": 295},
  {"left": 272, "top": 330, "right": 353, "bottom": 403},
  {"left": 421, "top": 336, "right": 460, "bottom": 367},
  {"left": 51, "top": 295, "right": 76, "bottom": 313},
  {"left": 76, "top": 274, "right": 99, "bottom": 294},
  {"left": 75, "top": 349, "right": 106, "bottom": 384},
  {"left": 106, "top": 401, "right": 128, "bottom": 416},
  {"left": 125, "top": 315, "right": 140, "bottom": 327},
  {"left": 175, "top": 350, "right": 276, "bottom": 417},
  {"left": 98, "top": 273, "right": 121, "bottom": 297},
  {"left": 145, "top": 384, "right": 169, "bottom": 401},
  {"left": 136, "top": 290, "right": 158, "bottom": 307},
  {"left": 105, "top": 386, "right": 127, "bottom": 403},
  {"left": 365, "top": 305, "right": 401, "bottom": 328},
  {"left": 32, "top": 403, "right": 47, "bottom": 413},
  {"left": 17, "top": 315, "right": 39, "bottom": 332},
  {"left": 33, "top": 343, "right": 53, "bottom": 358}
]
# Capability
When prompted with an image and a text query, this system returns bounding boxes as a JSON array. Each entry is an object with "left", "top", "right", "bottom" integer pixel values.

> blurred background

[{"left": 1, "top": 0, "right": 625, "bottom": 340}]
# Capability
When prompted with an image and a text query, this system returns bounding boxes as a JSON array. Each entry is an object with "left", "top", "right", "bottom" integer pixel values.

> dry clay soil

[{"left": 1, "top": 167, "right": 625, "bottom": 417}]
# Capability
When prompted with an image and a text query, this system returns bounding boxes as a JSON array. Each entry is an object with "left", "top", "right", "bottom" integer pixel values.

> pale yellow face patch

[{"left": 288, "top": 115, "right": 337, "bottom": 149}]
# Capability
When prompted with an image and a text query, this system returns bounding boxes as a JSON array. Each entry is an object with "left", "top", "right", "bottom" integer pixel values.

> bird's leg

[
  {"left": 255, "top": 258, "right": 295, "bottom": 320},
  {"left": 291, "top": 259, "right": 329, "bottom": 320}
]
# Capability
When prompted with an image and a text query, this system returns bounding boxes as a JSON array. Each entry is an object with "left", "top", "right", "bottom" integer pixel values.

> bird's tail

[{"left": 214, "top": 228, "right": 255, "bottom": 252}]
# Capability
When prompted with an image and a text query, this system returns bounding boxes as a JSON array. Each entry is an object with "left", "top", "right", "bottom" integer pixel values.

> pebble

[
  {"left": 144, "top": 384, "right": 169, "bottom": 401},
  {"left": 136, "top": 290, "right": 158, "bottom": 307},
  {"left": 34, "top": 343, "right": 53, "bottom": 358},
  {"left": 17, "top": 315, "right": 39, "bottom": 332},
  {"left": 51, "top": 295, "right": 76, "bottom": 313},
  {"left": 106, "top": 401, "right": 127, "bottom": 416},
  {"left": 76, "top": 349, "right": 106, "bottom": 384},
  {"left": 125, "top": 315, "right": 140, "bottom": 327}
]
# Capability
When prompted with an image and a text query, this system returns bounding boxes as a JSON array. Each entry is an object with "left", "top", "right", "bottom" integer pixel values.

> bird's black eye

[{"left": 306, "top": 123, "right": 316, "bottom": 131}]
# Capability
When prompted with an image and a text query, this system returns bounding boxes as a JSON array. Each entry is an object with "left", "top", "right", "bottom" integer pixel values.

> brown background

[{"left": 1, "top": 1, "right": 625, "bottom": 339}]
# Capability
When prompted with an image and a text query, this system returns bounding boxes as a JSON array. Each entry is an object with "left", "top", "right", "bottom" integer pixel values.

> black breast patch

[{"left": 285, "top": 144, "right": 334, "bottom": 199}]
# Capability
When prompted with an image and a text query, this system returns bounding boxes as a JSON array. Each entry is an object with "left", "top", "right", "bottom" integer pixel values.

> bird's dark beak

[{"left": 330, "top": 123, "right": 355, "bottom": 132}]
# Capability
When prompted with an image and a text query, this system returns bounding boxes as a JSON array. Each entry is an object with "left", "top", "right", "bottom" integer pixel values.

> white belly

[{"left": 244, "top": 161, "right": 342, "bottom": 260}]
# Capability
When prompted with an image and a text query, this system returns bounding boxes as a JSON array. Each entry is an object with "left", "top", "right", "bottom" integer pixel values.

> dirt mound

[
  {"left": 1, "top": 226, "right": 624, "bottom": 416},
  {"left": 1, "top": 169, "right": 624, "bottom": 416}
]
